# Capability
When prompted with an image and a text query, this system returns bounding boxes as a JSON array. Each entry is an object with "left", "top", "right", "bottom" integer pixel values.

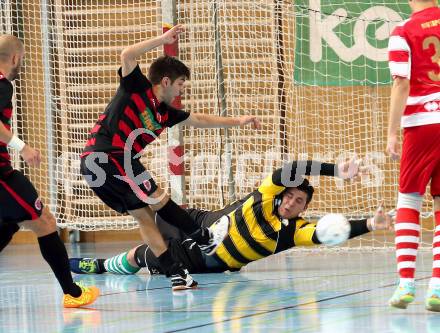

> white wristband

[{"left": 7, "top": 135, "right": 26, "bottom": 152}]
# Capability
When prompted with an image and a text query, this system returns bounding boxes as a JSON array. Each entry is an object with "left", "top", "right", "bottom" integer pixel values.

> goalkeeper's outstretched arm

[
  {"left": 271, "top": 158, "right": 361, "bottom": 188},
  {"left": 295, "top": 207, "right": 393, "bottom": 247}
]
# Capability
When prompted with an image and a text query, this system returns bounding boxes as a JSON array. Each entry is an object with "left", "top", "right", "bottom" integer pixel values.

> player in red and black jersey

[
  {"left": 0, "top": 35, "right": 99, "bottom": 308},
  {"left": 0, "top": 71, "right": 13, "bottom": 177},
  {"left": 80, "top": 25, "right": 260, "bottom": 290}
]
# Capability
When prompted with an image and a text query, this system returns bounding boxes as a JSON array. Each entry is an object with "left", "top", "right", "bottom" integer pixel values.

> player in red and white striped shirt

[{"left": 387, "top": 0, "right": 440, "bottom": 311}]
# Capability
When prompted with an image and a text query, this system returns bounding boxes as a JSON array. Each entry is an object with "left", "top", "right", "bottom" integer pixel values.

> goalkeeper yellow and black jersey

[{"left": 212, "top": 164, "right": 326, "bottom": 269}]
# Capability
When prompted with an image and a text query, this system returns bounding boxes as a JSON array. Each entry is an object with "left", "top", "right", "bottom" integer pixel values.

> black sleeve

[
  {"left": 271, "top": 160, "right": 337, "bottom": 187},
  {"left": 165, "top": 107, "right": 190, "bottom": 127},
  {"left": 0, "top": 79, "right": 13, "bottom": 111},
  {"left": 348, "top": 219, "right": 370, "bottom": 239},
  {"left": 118, "top": 64, "right": 151, "bottom": 93}
]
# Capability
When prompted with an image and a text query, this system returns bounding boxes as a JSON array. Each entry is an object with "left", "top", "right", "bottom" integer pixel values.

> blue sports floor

[{"left": 1, "top": 242, "right": 439, "bottom": 333}]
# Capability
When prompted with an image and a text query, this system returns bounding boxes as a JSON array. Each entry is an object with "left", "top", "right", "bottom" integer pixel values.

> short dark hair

[
  {"left": 287, "top": 178, "right": 314, "bottom": 204},
  {"left": 148, "top": 55, "right": 190, "bottom": 85}
]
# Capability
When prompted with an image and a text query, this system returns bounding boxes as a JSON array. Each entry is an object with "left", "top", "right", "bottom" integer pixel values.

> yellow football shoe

[{"left": 63, "top": 284, "right": 100, "bottom": 308}]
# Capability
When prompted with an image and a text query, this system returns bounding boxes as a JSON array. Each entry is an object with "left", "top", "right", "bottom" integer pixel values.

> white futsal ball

[{"left": 316, "top": 213, "right": 350, "bottom": 246}]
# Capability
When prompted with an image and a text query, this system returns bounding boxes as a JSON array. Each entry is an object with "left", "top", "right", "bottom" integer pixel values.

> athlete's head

[
  {"left": 0, "top": 35, "right": 24, "bottom": 81},
  {"left": 149, "top": 55, "right": 190, "bottom": 105},
  {"left": 408, "top": 0, "right": 438, "bottom": 12},
  {"left": 278, "top": 178, "right": 314, "bottom": 220}
]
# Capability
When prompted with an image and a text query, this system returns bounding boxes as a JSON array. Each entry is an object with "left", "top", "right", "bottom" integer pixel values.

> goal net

[{"left": 2, "top": 1, "right": 435, "bottom": 247}]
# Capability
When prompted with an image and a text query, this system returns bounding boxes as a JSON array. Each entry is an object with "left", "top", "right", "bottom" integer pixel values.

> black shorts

[
  {"left": 153, "top": 208, "right": 227, "bottom": 240},
  {"left": 80, "top": 152, "right": 158, "bottom": 214},
  {"left": 134, "top": 238, "right": 210, "bottom": 274},
  {"left": 0, "top": 170, "right": 43, "bottom": 224},
  {"left": 134, "top": 209, "right": 236, "bottom": 274}
]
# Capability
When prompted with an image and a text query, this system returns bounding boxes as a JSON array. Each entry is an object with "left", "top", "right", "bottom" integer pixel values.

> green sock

[{"left": 104, "top": 252, "right": 140, "bottom": 275}]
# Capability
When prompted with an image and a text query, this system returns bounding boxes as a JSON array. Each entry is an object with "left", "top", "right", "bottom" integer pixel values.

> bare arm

[
  {"left": 386, "top": 77, "right": 410, "bottom": 160},
  {"left": 120, "top": 25, "right": 185, "bottom": 77},
  {"left": 0, "top": 120, "right": 12, "bottom": 144},
  {"left": 181, "top": 113, "right": 261, "bottom": 129}
]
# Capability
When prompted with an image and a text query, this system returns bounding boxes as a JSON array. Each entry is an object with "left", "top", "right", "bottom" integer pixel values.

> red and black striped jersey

[
  {"left": 0, "top": 73, "right": 14, "bottom": 178},
  {"left": 82, "top": 64, "right": 190, "bottom": 157}
]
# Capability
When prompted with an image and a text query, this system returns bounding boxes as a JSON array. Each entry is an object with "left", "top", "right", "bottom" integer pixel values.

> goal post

[{"left": 162, "top": 0, "right": 187, "bottom": 207}]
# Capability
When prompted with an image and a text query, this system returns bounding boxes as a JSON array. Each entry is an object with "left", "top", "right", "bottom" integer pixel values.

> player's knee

[
  {"left": 24, "top": 208, "right": 56, "bottom": 236},
  {"left": 40, "top": 208, "right": 56, "bottom": 229},
  {"left": 149, "top": 188, "right": 170, "bottom": 211},
  {"left": 397, "top": 192, "right": 423, "bottom": 212}
]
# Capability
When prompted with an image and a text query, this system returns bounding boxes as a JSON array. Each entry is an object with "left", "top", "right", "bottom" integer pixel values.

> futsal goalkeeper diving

[{"left": 70, "top": 159, "right": 393, "bottom": 275}]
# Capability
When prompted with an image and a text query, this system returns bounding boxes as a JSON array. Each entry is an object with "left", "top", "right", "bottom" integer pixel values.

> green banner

[{"left": 294, "top": 0, "right": 411, "bottom": 86}]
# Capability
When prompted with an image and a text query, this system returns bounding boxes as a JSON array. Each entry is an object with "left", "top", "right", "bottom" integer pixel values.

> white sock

[
  {"left": 399, "top": 278, "right": 415, "bottom": 286},
  {"left": 429, "top": 277, "right": 440, "bottom": 289}
]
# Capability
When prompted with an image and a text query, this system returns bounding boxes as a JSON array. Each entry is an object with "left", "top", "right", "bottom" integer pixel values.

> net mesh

[{"left": 2, "top": 1, "right": 435, "bottom": 247}]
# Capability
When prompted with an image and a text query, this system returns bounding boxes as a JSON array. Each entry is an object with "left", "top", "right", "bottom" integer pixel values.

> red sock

[
  {"left": 395, "top": 208, "right": 420, "bottom": 279},
  {"left": 432, "top": 211, "right": 440, "bottom": 280}
]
